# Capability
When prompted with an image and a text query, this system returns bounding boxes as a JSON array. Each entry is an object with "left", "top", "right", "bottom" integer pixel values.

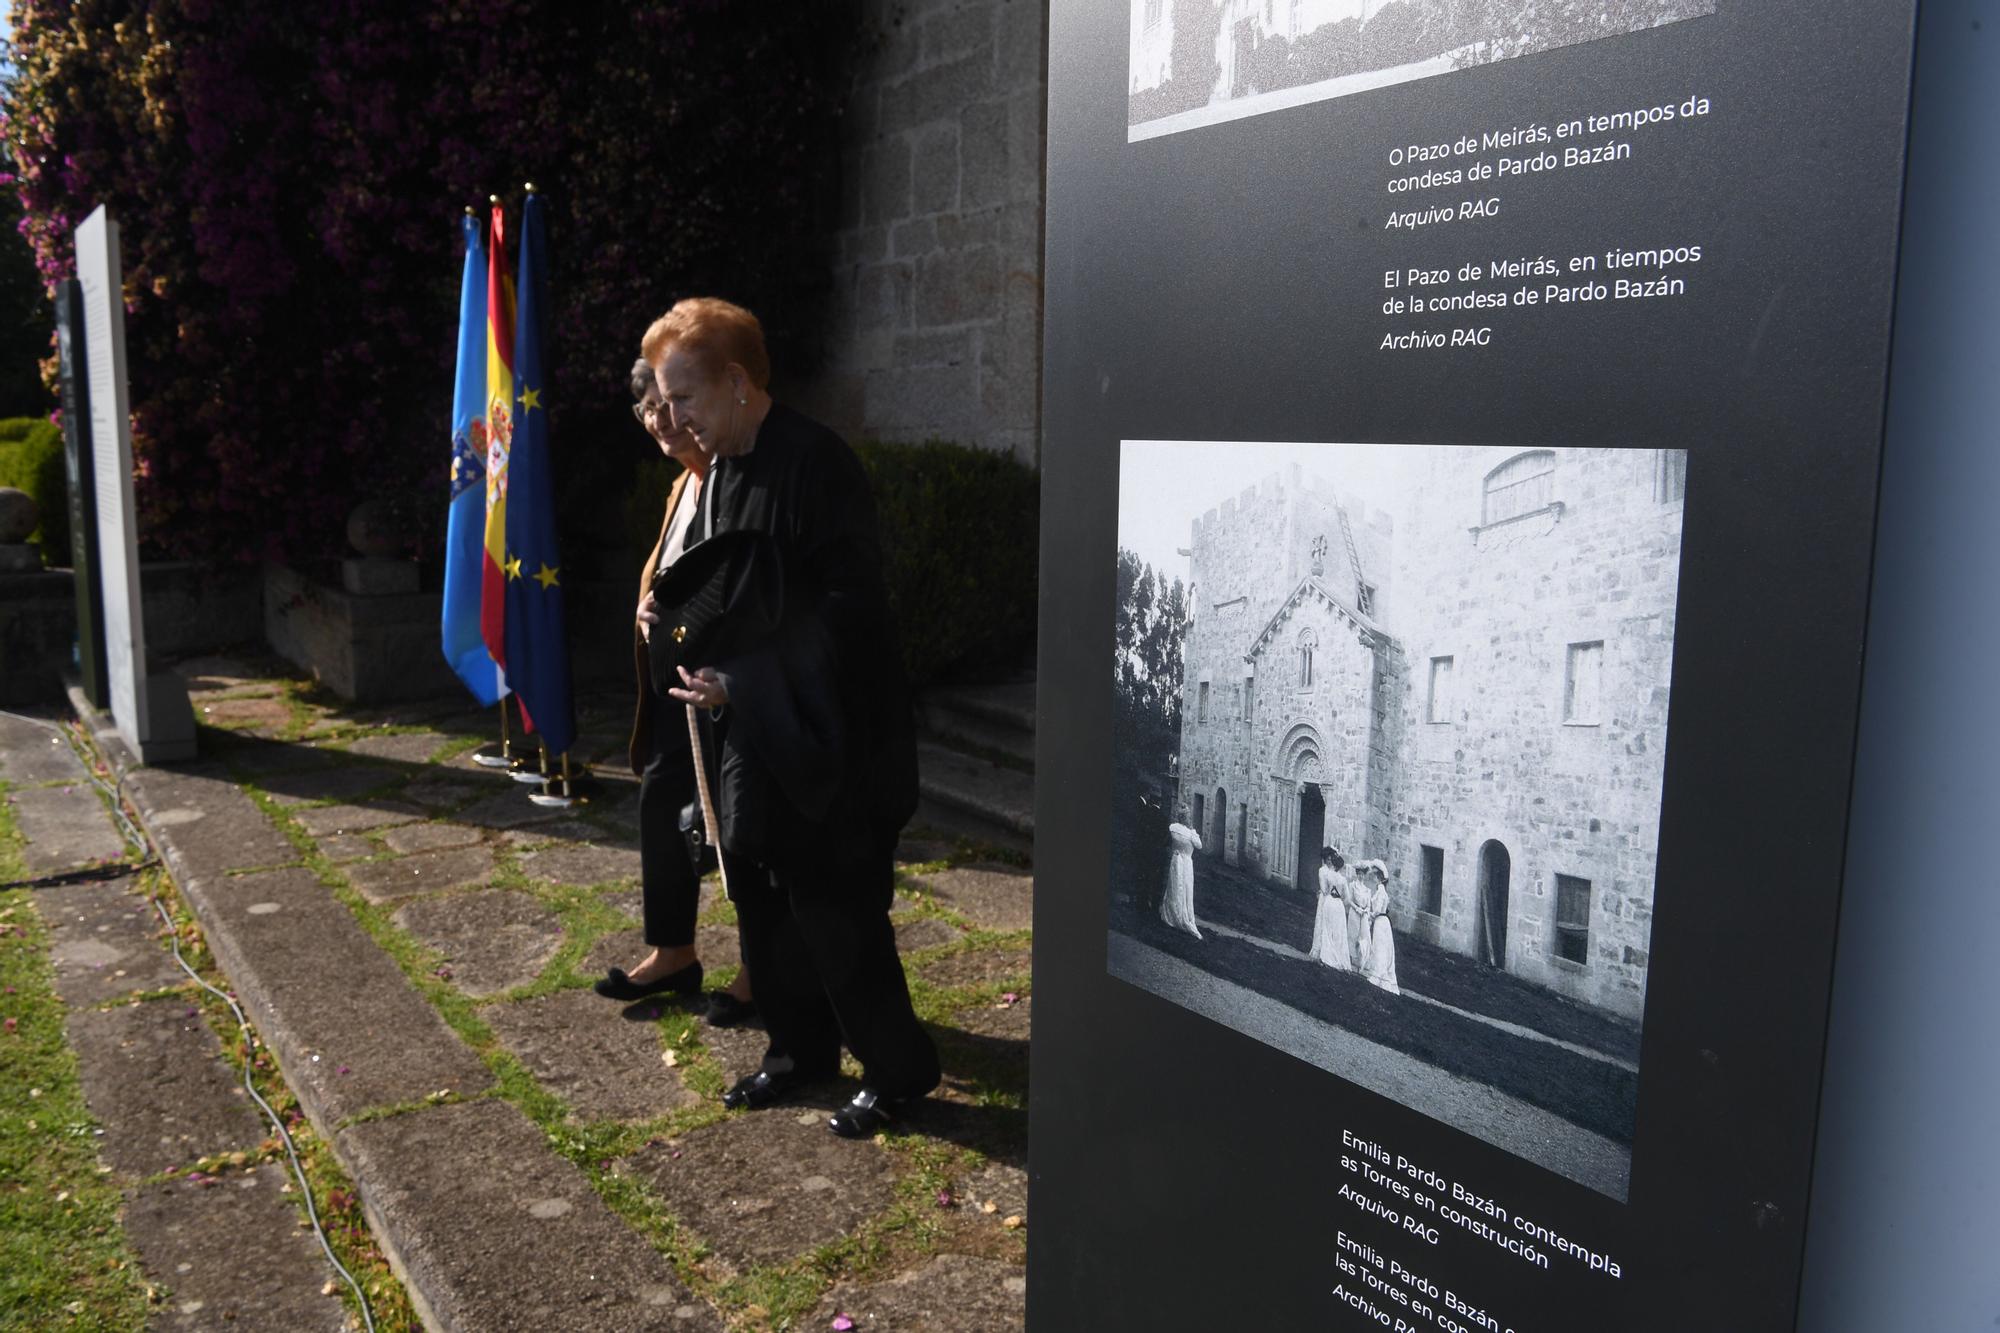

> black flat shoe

[
  {"left": 593, "top": 960, "right": 703, "bottom": 1002},
  {"left": 828, "top": 1088, "right": 905, "bottom": 1139},
  {"left": 704, "top": 992, "right": 758, "bottom": 1028},
  {"left": 721, "top": 1067, "right": 819, "bottom": 1111}
]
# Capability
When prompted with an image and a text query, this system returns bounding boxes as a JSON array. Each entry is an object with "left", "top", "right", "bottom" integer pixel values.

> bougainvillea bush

[{"left": 0, "top": 0, "right": 856, "bottom": 566}]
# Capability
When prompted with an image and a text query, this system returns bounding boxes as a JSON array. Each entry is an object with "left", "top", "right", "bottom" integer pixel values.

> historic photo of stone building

[
  {"left": 1128, "top": 0, "right": 1715, "bottom": 142},
  {"left": 1109, "top": 440, "right": 1687, "bottom": 1197}
]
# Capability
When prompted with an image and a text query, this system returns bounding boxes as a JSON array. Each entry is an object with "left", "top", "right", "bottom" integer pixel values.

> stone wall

[
  {"left": 0, "top": 563, "right": 262, "bottom": 705},
  {"left": 789, "top": 0, "right": 1047, "bottom": 465},
  {"left": 1388, "top": 447, "right": 1682, "bottom": 1020}
]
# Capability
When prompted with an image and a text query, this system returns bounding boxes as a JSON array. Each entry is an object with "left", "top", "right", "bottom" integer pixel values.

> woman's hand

[
  {"left": 668, "top": 665, "right": 728, "bottom": 710},
  {"left": 636, "top": 591, "right": 659, "bottom": 643}
]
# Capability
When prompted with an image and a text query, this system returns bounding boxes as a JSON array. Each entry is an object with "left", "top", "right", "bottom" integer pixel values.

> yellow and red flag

[{"left": 480, "top": 201, "right": 517, "bottom": 676}]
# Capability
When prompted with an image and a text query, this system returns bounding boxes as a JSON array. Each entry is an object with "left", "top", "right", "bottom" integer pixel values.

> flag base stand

[
  {"left": 468, "top": 742, "right": 514, "bottom": 769},
  {"left": 527, "top": 755, "right": 589, "bottom": 808}
]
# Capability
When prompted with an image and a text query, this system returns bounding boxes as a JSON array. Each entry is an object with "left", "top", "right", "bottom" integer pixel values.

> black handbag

[
  {"left": 677, "top": 798, "right": 719, "bottom": 877},
  {"left": 646, "top": 528, "right": 786, "bottom": 695}
]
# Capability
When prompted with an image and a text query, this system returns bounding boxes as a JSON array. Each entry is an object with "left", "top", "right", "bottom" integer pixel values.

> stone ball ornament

[
  {"left": 345, "top": 498, "right": 407, "bottom": 558},
  {"left": 0, "top": 486, "right": 39, "bottom": 544}
]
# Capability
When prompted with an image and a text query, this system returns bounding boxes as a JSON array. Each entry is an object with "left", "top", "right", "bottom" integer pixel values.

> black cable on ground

[{"left": 3, "top": 704, "right": 377, "bottom": 1332}]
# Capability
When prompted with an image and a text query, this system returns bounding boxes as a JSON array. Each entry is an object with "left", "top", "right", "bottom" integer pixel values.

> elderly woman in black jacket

[
  {"left": 597, "top": 358, "right": 757, "bottom": 1026},
  {"left": 638, "top": 296, "right": 938, "bottom": 1139}
]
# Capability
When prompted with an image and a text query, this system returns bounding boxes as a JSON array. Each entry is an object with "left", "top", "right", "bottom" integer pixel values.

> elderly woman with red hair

[{"left": 635, "top": 297, "right": 938, "bottom": 1138}]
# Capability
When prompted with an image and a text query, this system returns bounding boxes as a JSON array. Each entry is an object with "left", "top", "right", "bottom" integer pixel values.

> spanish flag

[{"left": 480, "top": 200, "right": 516, "bottom": 680}]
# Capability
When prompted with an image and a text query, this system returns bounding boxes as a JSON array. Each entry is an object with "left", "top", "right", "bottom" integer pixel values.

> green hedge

[
  {"left": 858, "top": 439, "right": 1038, "bottom": 687},
  {"left": 0, "top": 417, "right": 65, "bottom": 566}
]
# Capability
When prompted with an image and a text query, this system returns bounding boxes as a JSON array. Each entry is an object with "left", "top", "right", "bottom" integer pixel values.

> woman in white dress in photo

[
  {"left": 1357, "top": 861, "right": 1400, "bottom": 994},
  {"left": 1161, "top": 809, "right": 1204, "bottom": 938},
  {"left": 1308, "top": 847, "right": 1353, "bottom": 970}
]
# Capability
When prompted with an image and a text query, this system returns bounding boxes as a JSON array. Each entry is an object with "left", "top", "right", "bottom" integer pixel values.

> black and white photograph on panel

[
  {"left": 1127, "top": 0, "right": 1715, "bottom": 142},
  {"left": 1109, "top": 440, "right": 1688, "bottom": 1199}
]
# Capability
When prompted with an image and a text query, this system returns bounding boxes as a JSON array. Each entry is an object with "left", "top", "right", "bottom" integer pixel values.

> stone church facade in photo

[{"left": 1174, "top": 447, "right": 1686, "bottom": 1021}]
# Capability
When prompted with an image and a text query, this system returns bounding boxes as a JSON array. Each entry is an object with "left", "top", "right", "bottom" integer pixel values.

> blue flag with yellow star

[
  {"left": 443, "top": 211, "right": 505, "bottom": 706},
  {"left": 502, "top": 190, "right": 575, "bottom": 756}
]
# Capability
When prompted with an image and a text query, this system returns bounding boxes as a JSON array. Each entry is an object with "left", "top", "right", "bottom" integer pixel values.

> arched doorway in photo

[
  {"left": 1295, "top": 785, "right": 1325, "bottom": 895},
  {"left": 1477, "top": 839, "right": 1511, "bottom": 968},
  {"left": 1213, "top": 785, "right": 1228, "bottom": 861}
]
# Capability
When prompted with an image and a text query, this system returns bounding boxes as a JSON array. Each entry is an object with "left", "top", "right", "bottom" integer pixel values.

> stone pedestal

[{"left": 0, "top": 544, "right": 39, "bottom": 573}]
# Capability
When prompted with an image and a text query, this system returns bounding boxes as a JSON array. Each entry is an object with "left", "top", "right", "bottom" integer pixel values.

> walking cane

[{"left": 685, "top": 703, "right": 730, "bottom": 901}]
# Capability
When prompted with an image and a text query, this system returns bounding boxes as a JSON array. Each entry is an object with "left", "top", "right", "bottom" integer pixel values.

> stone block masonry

[{"left": 792, "top": 0, "right": 1047, "bottom": 465}]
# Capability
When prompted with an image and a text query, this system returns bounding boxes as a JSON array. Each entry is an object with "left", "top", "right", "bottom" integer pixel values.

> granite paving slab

[
  {"left": 380, "top": 821, "right": 487, "bottom": 855},
  {"left": 219, "top": 738, "right": 345, "bottom": 778},
  {"left": 485, "top": 989, "right": 699, "bottom": 1122},
  {"left": 64, "top": 1002, "right": 265, "bottom": 1178},
  {"left": 0, "top": 713, "right": 88, "bottom": 784},
  {"left": 620, "top": 1110, "right": 900, "bottom": 1271},
  {"left": 292, "top": 800, "right": 425, "bottom": 837},
  {"left": 809, "top": 1253, "right": 1026, "bottom": 1333},
  {"left": 124, "top": 1167, "right": 349, "bottom": 1332},
  {"left": 8, "top": 783, "right": 129, "bottom": 874},
  {"left": 263, "top": 763, "right": 396, "bottom": 807},
  {"left": 517, "top": 841, "right": 643, "bottom": 887},
  {"left": 171, "top": 867, "right": 491, "bottom": 1123},
  {"left": 346, "top": 844, "right": 499, "bottom": 904},
  {"left": 891, "top": 915, "right": 958, "bottom": 954},
  {"left": 392, "top": 890, "right": 564, "bottom": 996},
  {"left": 502, "top": 817, "right": 598, "bottom": 848},
  {"left": 400, "top": 776, "right": 486, "bottom": 811},
  {"left": 585, "top": 927, "right": 743, "bottom": 986},
  {"left": 908, "top": 865, "right": 1035, "bottom": 933},
  {"left": 917, "top": 946, "right": 1033, "bottom": 992},
  {"left": 893, "top": 836, "right": 956, "bottom": 867},
  {"left": 193, "top": 695, "right": 295, "bottom": 733},
  {"left": 696, "top": 1021, "right": 776, "bottom": 1089},
  {"left": 314, "top": 833, "right": 377, "bottom": 863},
  {"left": 344, "top": 730, "right": 452, "bottom": 764},
  {"left": 124, "top": 764, "right": 300, "bottom": 881},
  {"left": 338, "top": 1099, "right": 721, "bottom": 1331},
  {"left": 459, "top": 789, "right": 573, "bottom": 830},
  {"left": 41, "top": 877, "right": 184, "bottom": 1006},
  {"left": 171, "top": 655, "right": 283, "bottom": 695},
  {"left": 963, "top": 1161, "right": 1028, "bottom": 1226}
]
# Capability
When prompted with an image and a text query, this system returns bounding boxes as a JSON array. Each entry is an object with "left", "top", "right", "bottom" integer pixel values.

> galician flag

[
  {"left": 441, "top": 211, "right": 504, "bottom": 705},
  {"left": 480, "top": 200, "right": 517, "bottom": 686},
  {"left": 502, "top": 188, "right": 575, "bottom": 757}
]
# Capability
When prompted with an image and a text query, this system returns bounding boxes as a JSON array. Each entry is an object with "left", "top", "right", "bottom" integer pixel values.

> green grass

[
  {"left": 148, "top": 674, "right": 1033, "bottom": 1332},
  {"left": 0, "top": 789, "right": 152, "bottom": 1331}
]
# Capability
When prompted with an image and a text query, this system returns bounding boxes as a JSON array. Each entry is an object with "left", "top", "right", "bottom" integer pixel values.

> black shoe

[
  {"left": 722, "top": 1067, "right": 811, "bottom": 1111},
  {"left": 704, "top": 991, "right": 758, "bottom": 1028},
  {"left": 593, "top": 960, "right": 703, "bottom": 1003},
  {"left": 828, "top": 1088, "right": 905, "bottom": 1139}
]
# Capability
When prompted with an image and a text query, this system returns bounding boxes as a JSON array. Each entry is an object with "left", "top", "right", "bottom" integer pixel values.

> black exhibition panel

[{"left": 1029, "top": 2, "right": 1934, "bottom": 1329}]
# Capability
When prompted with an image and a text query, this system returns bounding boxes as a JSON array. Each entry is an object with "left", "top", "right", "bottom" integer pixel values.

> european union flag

[
  {"left": 442, "top": 211, "right": 504, "bottom": 705},
  {"left": 502, "top": 189, "right": 575, "bottom": 757}
]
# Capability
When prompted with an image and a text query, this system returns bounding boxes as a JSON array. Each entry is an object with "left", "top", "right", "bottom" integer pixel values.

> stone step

[
  {"left": 915, "top": 740, "right": 1035, "bottom": 853},
  {"left": 918, "top": 700, "right": 1036, "bottom": 769},
  {"left": 924, "top": 677, "right": 1036, "bottom": 735}
]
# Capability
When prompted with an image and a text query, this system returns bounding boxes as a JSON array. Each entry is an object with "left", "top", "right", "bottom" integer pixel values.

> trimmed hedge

[
  {"left": 0, "top": 417, "right": 65, "bottom": 566},
  {"left": 622, "top": 438, "right": 1039, "bottom": 688},
  {"left": 858, "top": 440, "right": 1038, "bottom": 687}
]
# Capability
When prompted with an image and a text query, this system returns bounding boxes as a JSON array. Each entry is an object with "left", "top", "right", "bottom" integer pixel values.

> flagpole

[{"left": 469, "top": 695, "right": 518, "bottom": 769}]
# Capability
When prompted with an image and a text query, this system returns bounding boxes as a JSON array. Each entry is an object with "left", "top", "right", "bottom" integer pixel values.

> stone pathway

[
  {"left": 32, "top": 654, "right": 1033, "bottom": 1330},
  {"left": 1, "top": 706, "right": 352, "bottom": 1328}
]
